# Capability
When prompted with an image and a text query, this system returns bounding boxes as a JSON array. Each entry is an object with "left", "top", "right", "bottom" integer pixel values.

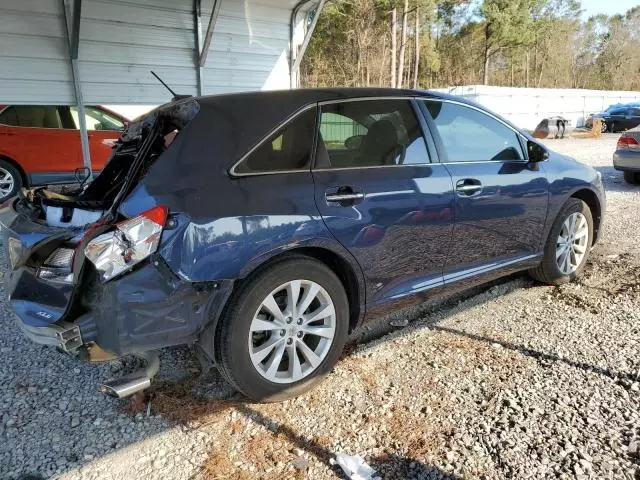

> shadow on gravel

[
  {"left": 131, "top": 380, "right": 458, "bottom": 479},
  {"left": 208, "top": 402, "right": 459, "bottom": 479},
  {"left": 237, "top": 404, "right": 461, "bottom": 480},
  {"left": 433, "top": 326, "right": 640, "bottom": 384}
]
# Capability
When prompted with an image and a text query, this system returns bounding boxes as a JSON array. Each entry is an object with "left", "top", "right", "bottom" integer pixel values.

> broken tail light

[{"left": 84, "top": 205, "right": 168, "bottom": 282}]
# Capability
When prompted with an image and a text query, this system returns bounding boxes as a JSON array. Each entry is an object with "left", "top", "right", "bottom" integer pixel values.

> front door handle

[
  {"left": 455, "top": 179, "right": 482, "bottom": 197},
  {"left": 325, "top": 186, "right": 365, "bottom": 206},
  {"left": 325, "top": 192, "right": 365, "bottom": 202}
]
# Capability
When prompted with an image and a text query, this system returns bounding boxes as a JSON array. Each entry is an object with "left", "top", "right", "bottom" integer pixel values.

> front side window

[
  {"left": 233, "top": 108, "right": 316, "bottom": 175},
  {"left": 423, "top": 100, "right": 523, "bottom": 162},
  {"left": 70, "top": 106, "right": 125, "bottom": 131},
  {"left": 316, "top": 99, "right": 429, "bottom": 168},
  {"left": 0, "top": 106, "right": 63, "bottom": 129}
]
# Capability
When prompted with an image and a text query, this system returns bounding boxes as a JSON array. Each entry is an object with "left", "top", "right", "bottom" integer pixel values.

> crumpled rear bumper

[
  {"left": 77, "top": 257, "right": 235, "bottom": 356},
  {"left": 7, "top": 256, "right": 233, "bottom": 357}
]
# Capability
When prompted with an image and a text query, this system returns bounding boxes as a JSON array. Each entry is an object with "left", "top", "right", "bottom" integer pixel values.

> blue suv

[{"left": 0, "top": 89, "right": 605, "bottom": 402}]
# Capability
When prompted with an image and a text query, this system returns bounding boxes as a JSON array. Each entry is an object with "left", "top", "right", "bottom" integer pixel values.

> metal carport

[{"left": 0, "top": 0, "right": 324, "bottom": 173}]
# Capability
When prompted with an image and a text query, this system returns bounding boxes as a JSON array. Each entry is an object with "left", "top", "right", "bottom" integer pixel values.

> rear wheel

[
  {"left": 529, "top": 198, "right": 593, "bottom": 285},
  {"left": 216, "top": 256, "right": 349, "bottom": 402},
  {"left": 623, "top": 171, "right": 640, "bottom": 185},
  {"left": 0, "top": 159, "right": 22, "bottom": 202}
]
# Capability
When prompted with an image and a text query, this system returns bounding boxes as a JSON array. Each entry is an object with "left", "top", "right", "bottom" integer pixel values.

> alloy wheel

[
  {"left": 556, "top": 212, "right": 589, "bottom": 275},
  {"left": 248, "top": 280, "right": 336, "bottom": 384},
  {"left": 0, "top": 167, "right": 15, "bottom": 198}
]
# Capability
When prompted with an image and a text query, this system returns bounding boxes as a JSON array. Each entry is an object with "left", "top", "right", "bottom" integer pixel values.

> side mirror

[{"left": 528, "top": 140, "right": 549, "bottom": 163}]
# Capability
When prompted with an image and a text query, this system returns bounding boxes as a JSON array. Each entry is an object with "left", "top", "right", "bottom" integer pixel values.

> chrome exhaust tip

[
  {"left": 100, "top": 351, "right": 160, "bottom": 399},
  {"left": 100, "top": 375, "right": 151, "bottom": 398}
]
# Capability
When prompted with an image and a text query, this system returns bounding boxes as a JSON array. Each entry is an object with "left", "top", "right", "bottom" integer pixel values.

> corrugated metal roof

[{"left": 0, "top": 0, "right": 315, "bottom": 104}]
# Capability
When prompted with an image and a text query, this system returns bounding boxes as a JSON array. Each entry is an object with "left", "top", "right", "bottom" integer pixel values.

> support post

[
  {"left": 200, "top": 0, "right": 222, "bottom": 67},
  {"left": 194, "top": 0, "right": 204, "bottom": 95},
  {"left": 63, "top": 0, "right": 92, "bottom": 175},
  {"left": 291, "top": 0, "right": 326, "bottom": 76}
]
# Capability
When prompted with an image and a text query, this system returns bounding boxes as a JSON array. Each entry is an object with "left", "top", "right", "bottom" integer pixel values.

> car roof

[{"left": 193, "top": 87, "right": 464, "bottom": 109}]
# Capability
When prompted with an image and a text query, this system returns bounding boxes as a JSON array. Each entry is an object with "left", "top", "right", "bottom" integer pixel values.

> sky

[{"left": 580, "top": 0, "right": 639, "bottom": 19}]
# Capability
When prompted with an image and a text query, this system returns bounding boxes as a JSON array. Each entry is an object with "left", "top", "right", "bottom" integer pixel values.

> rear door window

[
  {"left": 316, "top": 99, "right": 429, "bottom": 168},
  {"left": 232, "top": 108, "right": 316, "bottom": 175},
  {"left": 422, "top": 100, "right": 523, "bottom": 162},
  {"left": 0, "top": 106, "right": 63, "bottom": 129}
]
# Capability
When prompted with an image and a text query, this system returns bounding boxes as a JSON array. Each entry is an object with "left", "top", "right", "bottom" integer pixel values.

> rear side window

[
  {"left": 423, "top": 100, "right": 523, "bottom": 162},
  {"left": 316, "top": 99, "right": 429, "bottom": 168},
  {"left": 233, "top": 108, "right": 316, "bottom": 175},
  {"left": 0, "top": 106, "right": 63, "bottom": 129}
]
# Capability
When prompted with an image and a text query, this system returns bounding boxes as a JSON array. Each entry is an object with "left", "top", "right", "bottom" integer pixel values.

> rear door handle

[
  {"left": 325, "top": 186, "right": 364, "bottom": 205},
  {"left": 455, "top": 179, "right": 482, "bottom": 197}
]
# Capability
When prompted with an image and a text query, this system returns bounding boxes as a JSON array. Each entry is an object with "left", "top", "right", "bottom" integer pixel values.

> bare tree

[
  {"left": 397, "top": 0, "right": 409, "bottom": 88},
  {"left": 391, "top": 8, "right": 397, "bottom": 87},
  {"left": 413, "top": 7, "right": 420, "bottom": 88}
]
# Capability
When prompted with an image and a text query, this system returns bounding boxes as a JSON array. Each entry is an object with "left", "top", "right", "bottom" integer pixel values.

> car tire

[
  {"left": 529, "top": 198, "right": 593, "bottom": 286},
  {"left": 215, "top": 255, "right": 349, "bottom": 402},
  {"left": 0, "top": 159, "right": 23, "bottom": 202},
  {"left": 623, "top": 171, "right": 640, "bottom": 185},
  {"left": 600, "top": 121, "right": 608, "bottom": 134}
]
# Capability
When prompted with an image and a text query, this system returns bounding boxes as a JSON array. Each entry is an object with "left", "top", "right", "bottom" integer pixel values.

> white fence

[{"left": 435, "top": 85, "right": 640, "bottom": 131}]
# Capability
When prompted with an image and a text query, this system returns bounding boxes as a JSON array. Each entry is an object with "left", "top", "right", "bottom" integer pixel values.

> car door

[
  {"left": 69, "top": 106, "right": 125, "bottom": 171},
  {"left": 419, "top": 99, "right": 549, "bottom": 286},
  {"left": 624, "top": 108, "right": 640, "bottom": 131},
  {"left": 607, "top": 109, "right": 627, "bottom": 132},
  {"left": 0, "top": 106, "right": 81, "bottom": 183},
  {"left": 312, "top": 98, "right": 455, "bottom": 314}
]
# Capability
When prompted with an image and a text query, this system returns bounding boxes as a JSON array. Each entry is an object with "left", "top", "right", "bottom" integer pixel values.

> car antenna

[{"left": 150, "top": 71, "right": 192, "bottom": 101}]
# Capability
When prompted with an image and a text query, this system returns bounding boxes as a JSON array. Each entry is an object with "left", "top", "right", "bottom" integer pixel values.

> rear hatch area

[{"left": 0, "top": 99, "right": 200, "bottom": 342}]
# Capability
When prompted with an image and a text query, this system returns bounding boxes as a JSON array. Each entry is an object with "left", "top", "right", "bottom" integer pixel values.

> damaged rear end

[{"left": 0, "top": 99, "right": 200, "bottom": 396}]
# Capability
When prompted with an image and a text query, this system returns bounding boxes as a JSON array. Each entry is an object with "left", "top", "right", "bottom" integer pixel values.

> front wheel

[
  {"left": 529, "top": 198, "right": 593, "bottom": 285},
  {"left": 215, "top": 256, "right": 349, "bottom": 402},
  {"left": 623, "top": 171, "right": 640, "bottom": 185}
]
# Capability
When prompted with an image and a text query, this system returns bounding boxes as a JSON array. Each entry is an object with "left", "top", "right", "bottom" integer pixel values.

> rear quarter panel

[{"left": 121, "top": 172, "right": 366, "bottom": 303}]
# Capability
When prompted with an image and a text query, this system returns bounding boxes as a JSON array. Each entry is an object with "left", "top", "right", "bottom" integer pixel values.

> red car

[{"left": 0, "top": 105, "right": 127, "bottom": 201}]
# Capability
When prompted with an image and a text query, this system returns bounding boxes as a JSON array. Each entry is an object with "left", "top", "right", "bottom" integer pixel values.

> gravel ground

[{"left": 1, "top": 134, "right": 639, "bottom": 480}]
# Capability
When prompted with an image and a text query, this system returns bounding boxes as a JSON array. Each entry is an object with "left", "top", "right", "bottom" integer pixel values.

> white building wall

[
  {"left": 438, "top": 85, "right": 640, "bottom": 130},
  {"left": 0, "top": 0, "right": 313, "bottom": 105}
]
